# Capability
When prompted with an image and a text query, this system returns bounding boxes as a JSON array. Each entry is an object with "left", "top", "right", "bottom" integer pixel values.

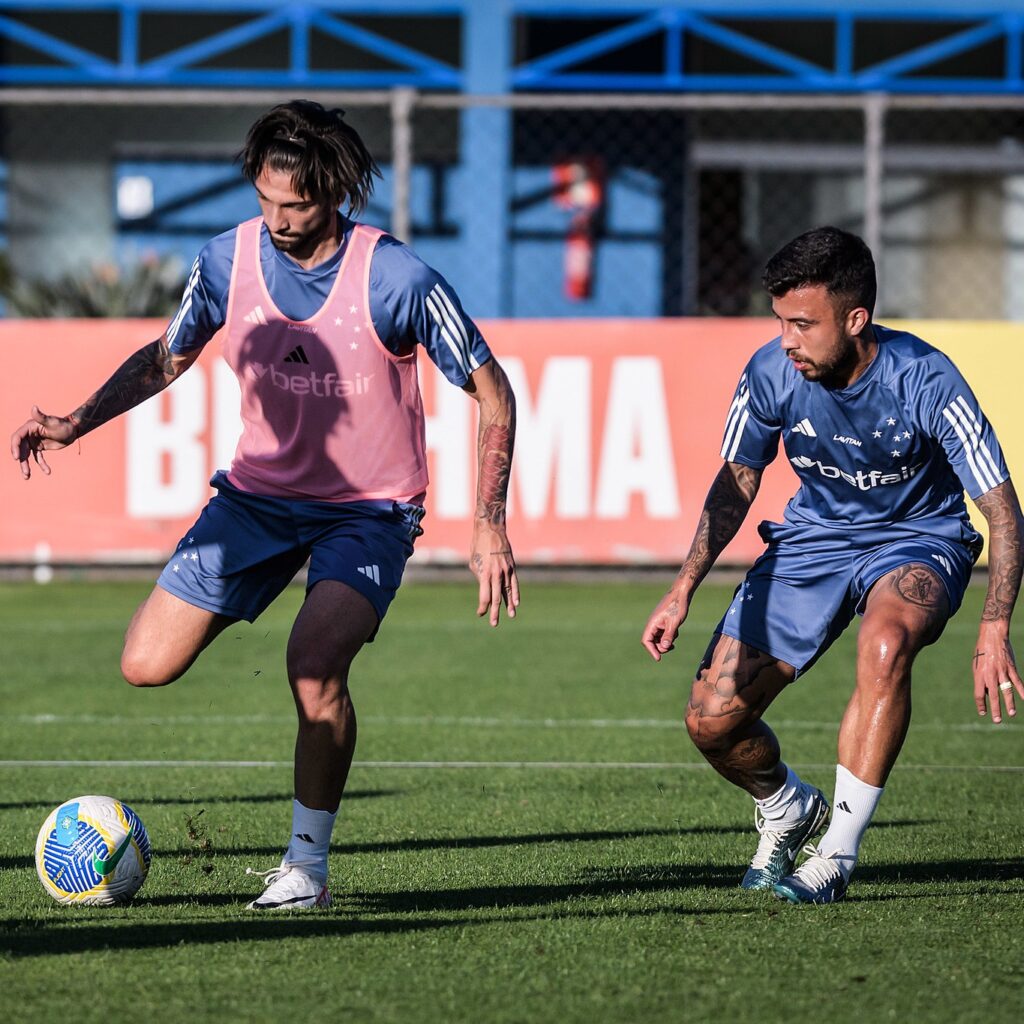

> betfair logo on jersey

[
  {"left": 790, "top": 455, "right": 922, "bottom": 490},
  {"left": 247, "top": 362, "right": 374, "bottom": 397}
]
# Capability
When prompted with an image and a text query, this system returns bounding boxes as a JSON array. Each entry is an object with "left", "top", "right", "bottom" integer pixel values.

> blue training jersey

[
  {"left": 721, "top": 325, "right": 1009, "bottom": 544},
  {"left": 164, "top": 215, "right": 491, "bottom": 388}
]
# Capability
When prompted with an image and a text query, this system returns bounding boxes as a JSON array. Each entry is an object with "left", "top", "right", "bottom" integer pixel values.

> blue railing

[
  {"left": 0, "top": 1, "right": 462, "bottom": 89},
  {"left": 1, "top": 2, "right": 1024, "bottom": 93}
]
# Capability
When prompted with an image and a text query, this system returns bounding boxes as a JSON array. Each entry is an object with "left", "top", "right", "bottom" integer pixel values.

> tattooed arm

[
  {"left": 971, "top": 479, "right": 1024, "bottom": 721},
  {"left": 11, "top": 334, "right": 199, "bottom": 479},
  {"left": 462, "top": 357, "right": 519, "bottom": 626},
  {"left": 642, "top": 461, "right": 763, "bottom": 661}
]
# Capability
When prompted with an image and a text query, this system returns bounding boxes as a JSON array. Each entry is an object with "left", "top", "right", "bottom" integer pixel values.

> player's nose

[{"left": 264, "top": 207, "right": 288, "bottom": 233}]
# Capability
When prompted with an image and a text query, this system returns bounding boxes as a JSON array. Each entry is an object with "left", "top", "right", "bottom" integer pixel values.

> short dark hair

[
  {"left": 240, "top": 99, "right": 380, "bottom": 213},
  {"left": 762, "top": 226, "right": 876, "bottom": 316}
]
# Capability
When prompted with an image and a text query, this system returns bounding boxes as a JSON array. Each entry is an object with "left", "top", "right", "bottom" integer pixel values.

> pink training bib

[{"left": 221, "top": 217, "right": 429, "bottom": 502}]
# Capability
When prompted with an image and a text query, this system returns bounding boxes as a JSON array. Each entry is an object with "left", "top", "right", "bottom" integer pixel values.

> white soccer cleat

[{"left": 245, "top": 864, "right": 331, "bottom": 911}]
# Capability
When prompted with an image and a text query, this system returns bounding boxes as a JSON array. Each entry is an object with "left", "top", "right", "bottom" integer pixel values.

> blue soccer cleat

[
  {"left": 740, "top": 788, "right": 830, "bottom": 891},
  {"left": 772, "top": 845, "right": 849, "bottom": 905}
]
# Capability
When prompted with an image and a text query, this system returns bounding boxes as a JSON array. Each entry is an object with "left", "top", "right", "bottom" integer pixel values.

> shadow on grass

[
  {"left": 0, "top": 789, "right": 397, "bottom": 813},
  {"left": 854, "top": 857, "right": 1024, "bottom": 889},
  {"left": 153, "top": 823, "right": 746, "bottom": 861},
  {"left": 0, "top": 899, "right": 743, "bottom": 959},
  {"left": 351, "top": 862, "right": 743, "bottom": 915},
  {"left": 0, "top": 820, "right": 949, "bottom": 874},
  {"left": 0, "top": 825, "right": 732, "bottom": 873}
]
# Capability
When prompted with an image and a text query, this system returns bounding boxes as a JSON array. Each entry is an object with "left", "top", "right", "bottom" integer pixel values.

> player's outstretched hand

[
  {"left": 10, "top": 406, "right": 79, "bottom": 480},
  {"left": 642, "top": 586, "right": 690, "bottom": 662},
  {"left": 470, "top": 523, "right": 519, "bottom": 627},
  {"left": 973, "top": 627, "right": 1022, "bottom": 724}
]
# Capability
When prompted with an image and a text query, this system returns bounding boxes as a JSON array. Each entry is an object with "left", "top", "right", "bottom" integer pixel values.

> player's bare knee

[
  {"left": 120, "top": 649, "right": 179, "bottom": 687},
  {"left": 290, "top": 671, "right": 351, "bottom": 723},
  {"left": 857, "top": 620, "right": 916, "bottom": 679},
  {"left": 685, "top": 693, "right": 743, "bottom": 753}
]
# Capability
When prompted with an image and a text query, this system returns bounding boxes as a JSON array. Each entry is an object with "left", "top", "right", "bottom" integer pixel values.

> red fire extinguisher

[{"left": 553, "top": 159, "right": 605, "bottom": 300}]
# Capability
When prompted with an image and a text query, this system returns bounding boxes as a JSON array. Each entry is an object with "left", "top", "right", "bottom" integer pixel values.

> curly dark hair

[
  {"left": 762, "top": 226, "right": 876, "bottom": 317},
  {"left": 239, "top": 99, "right": 380, "bottom": 213}
]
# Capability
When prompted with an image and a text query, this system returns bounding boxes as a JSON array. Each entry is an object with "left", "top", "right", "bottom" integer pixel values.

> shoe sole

[
  {"left": 247, "top": 886, "right": 331, "bottom": 911},
  {"left": 772, "top": 880, "right": 847, "bottom": 905}
]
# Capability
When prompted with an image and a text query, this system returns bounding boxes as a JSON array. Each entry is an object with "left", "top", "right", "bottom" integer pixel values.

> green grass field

[{"left": 1, "top": 577, "right": 1022, "bottom": 1024}]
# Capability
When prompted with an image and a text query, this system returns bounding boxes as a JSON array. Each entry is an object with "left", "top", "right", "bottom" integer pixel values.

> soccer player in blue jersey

[
  {"left": 642, "top": 226, "right": 1023, "bottom": 904},
  {"left": 12, "top": 100, "right": 519, "bottom": 910}
]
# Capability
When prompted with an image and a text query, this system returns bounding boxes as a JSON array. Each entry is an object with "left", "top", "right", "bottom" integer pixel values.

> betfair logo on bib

[
  {"left": 790, "top": 455, "right": 922, "bottom": 490},
  {"left": 247, "top": 362, "right": 374, "bottom": 397}
]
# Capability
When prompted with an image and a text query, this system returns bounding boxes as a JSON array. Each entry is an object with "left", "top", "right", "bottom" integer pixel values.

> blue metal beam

[
  {"left": 856, "top": 16, "right": 1008, "bottom": 85},
  {"left": 139, "top": 11, "right": 291, "bottom": 77},
  {"left": 0, "top": 12, "right": 117, "bottom": 74},
  {"left": 310, "top": 9, "right": 459, "bottom": 83},
  {"left": 2, "top": 3, "right": 1024, "bottom": 92}
]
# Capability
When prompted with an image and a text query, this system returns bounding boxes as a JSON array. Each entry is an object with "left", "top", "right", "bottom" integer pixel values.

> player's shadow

[
  {"left": 0, "top": 902, "right": 747, "bottom": 959},
  {"left": 350, "top": 862, "right": 742, "bottom": 916},
  {"left": 153, "top": 823, "right": 746, "bottom": 860},
  {"left": 234, "top": 322, "right": 352, "bottom": 494},
  {"left": 0, "top": 789, "right": 396, "bottom": 813},
  {"left": 852, "top": 857, "right": 1024, "bottom": 892}
]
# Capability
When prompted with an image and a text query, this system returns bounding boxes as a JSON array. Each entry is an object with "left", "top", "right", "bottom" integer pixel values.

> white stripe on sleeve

[
  {"left": 166, "top": 259, "right": 202, "bottom": 344},
  {"left": 725, "top": 409, "right": 750, "bottom": 462},
  {"left": 720, "top": 377, "right": 750, "bottom": 460},
  {"left": 426, "top": 292, "right": 471, "bottom": 378},
  {"left": 954, "top": 395, "right": 1004, "bottom": 485},
  {"left": 432, "top": 283, "right": 480, "bottom": 371},
  {"left": 942, "top": 403, "right": 999, "bottom": 493}
]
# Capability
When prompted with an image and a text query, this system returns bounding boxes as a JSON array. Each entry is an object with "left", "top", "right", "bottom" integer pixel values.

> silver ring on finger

[{"left": 999, "top": 681, "right": 1013, "bottom": 692}]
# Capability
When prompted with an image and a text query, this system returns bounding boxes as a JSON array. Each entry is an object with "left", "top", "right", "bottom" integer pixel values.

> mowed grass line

[{"left": 0, "top": 579, "right": 1022, "bottom": 1024}]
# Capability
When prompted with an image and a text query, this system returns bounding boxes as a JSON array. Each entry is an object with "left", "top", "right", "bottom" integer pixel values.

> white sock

[
  {"left": 816, "top": 764, "right": 884, "bottom": 881},
  {"left": 282, "top": 799, "right": 336, "bottom": 883},
  {"left": 754, "top": 764, "right": 814, "bottom": 825}
]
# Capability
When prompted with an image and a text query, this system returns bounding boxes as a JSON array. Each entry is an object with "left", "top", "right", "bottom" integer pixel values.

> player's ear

[{"left": 846, "top": 305, "right": 870, "bottom": 337}]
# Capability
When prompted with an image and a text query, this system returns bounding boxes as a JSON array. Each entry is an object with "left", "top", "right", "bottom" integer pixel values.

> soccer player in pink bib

[{"left": 11, "top": 100, "right": 520, "bottom": 911}]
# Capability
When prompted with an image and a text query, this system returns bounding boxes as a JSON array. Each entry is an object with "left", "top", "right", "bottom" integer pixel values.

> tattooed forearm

[
  {"left": 678, "top": 463, "right": 762, "bottom": 589},
  {"left": 476, "top": 423, "right": 513, "bottom": 527},
  {"left": 70, "top": 338, "right": 182, "bottom": 438},
  {"left": 473, "top": 362, "right": 516, "bottom": 529},
  {"left": 974, "top": 480, "right": 1024, "bottom": 623}
]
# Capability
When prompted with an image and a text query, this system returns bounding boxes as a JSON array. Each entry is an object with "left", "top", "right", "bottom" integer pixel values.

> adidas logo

[
  {"left": 243, "top": 305, "right": 268, "bottom": 325},
  {"left": 790, "top": 418, "right": 817, "bottom": 437},
  {"left": 283, "top": 346, "right": 310, "bottom": 365},
  {"left": 357, "top": 564, "right": 381, "bottom": 586},
  {"left": 932, "top": 553, "right": 952, "bottom": 575},
  {"left": 836, "top": 801, "right": 852, "bottom": 813},
  {"left": 293, "top": 833, "right": 315, "bottom": 843}
]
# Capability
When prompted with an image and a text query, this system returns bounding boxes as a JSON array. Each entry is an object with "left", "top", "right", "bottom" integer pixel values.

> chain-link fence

[{"left": 4, "top": 89, "right": 1024, "bottom": 320}]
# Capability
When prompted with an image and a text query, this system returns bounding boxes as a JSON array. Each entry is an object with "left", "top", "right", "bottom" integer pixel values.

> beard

[{"left": 268, "top": 209, "right": 338, "bottom": 259}]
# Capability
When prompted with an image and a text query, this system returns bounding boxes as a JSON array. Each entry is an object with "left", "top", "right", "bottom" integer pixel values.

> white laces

[
  {"left": 749, "top": 808, "right": 787, "bottom": 869},
  {"left": 790, "top": 845, "right": 844, "bottom": 887},
  {"left": 245, "top": 865, "right": 288, "bottom": 888}
]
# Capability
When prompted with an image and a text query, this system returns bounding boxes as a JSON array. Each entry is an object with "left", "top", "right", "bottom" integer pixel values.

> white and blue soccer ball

[{"left": 35, "top": 795, "right": 152, "bottom": 905}]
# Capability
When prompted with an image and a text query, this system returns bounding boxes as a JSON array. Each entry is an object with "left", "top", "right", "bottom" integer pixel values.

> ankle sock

[
  {"left": 816, "top": 764, "right": 884, "bottom": 881},
  {"left": 754, "top": 764, "right": 814, "bottom": 826},
  {"left": 282, "top": 799, "right": 336, "bottom": 883}
]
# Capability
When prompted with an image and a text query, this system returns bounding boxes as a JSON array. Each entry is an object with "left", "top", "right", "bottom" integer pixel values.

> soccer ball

[{"left": 35, "top": 795, "right": 152, "bottom": 906}]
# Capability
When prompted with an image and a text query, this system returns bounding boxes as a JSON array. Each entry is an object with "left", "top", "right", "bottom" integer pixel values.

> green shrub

[{"left": 0, "top": 251, "right": 185, "bottom": 318}]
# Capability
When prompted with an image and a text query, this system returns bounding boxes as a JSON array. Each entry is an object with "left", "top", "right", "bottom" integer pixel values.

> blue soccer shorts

[
  {"left": 715, "top": 523, "right": 978, "bottom": 676},
  {"left": 157, "top": 472, "right": 425, "bottom": 637}
]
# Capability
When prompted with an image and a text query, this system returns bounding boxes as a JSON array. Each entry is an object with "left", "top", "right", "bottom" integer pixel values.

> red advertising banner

[{"left": 2, "top": 319, "right": 1018, "bottom": 566}]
